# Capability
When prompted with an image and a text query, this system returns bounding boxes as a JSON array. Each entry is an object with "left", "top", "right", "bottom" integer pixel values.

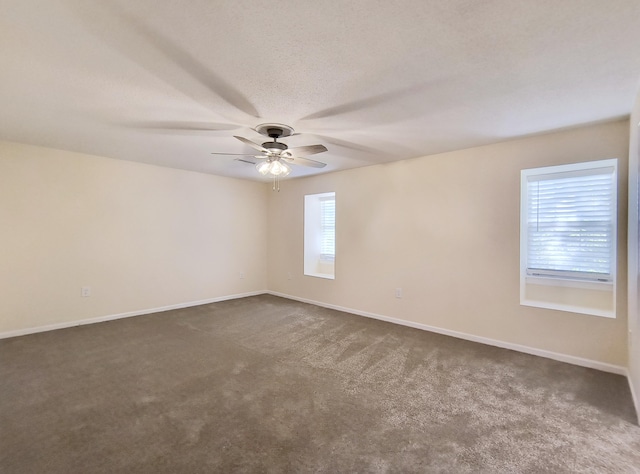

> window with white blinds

[
  {"left": 320, "top": 197, "right": 335, "bottom": 261},
  {"left": 521, "top": 159, "right": 617, "bottom": 283},
  {"left": 304, "top": 191, "right": 335, "bottom": 279}
]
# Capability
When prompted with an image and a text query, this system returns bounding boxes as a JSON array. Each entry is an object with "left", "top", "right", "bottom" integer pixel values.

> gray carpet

[{"left": 1, "top": 294, "right": 639, "bottom": 473}]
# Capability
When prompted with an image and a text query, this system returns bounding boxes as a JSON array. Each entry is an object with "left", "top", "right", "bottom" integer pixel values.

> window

[
  {"left": 320, "top": 197, "right": 335, "bottom": 262},
  {"left": 520, "top": 159, "right": 617, "bottom": 317},
  {"left": 304, "top": 192, "right": 335, "bottom": 279}
]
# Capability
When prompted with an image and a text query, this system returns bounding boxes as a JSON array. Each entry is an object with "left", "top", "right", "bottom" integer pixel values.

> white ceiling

[{"left": 2, "top": 0, "right": 640, "bottom": 181}]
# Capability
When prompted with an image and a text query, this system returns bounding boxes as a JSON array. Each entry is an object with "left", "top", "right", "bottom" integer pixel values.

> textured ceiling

[{"left": 2, "top": 0, "right": 640, "bottom": 181}]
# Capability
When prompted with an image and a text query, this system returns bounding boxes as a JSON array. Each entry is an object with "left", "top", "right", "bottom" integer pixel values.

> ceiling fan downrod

[{"left": 263, "top": 127, "right": 288, "bottom": 153}]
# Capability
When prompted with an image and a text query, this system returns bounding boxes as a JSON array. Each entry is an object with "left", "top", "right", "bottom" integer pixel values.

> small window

[
  {"left": 520, "top": 159, "right": 617, "bottom": 317},
  {"left": 304, "top": 192, "right": 335, "bottom": 279}
]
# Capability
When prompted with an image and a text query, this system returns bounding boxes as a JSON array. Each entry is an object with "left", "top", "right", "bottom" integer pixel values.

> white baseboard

[
  {"left": 268, "top": 291, "right": 627, "bottom": 376},
  {"left": 1, "top": 289, "right": 629, "bottom": 378},
  {"left": 0, "top": 290, "right": 267, "bottom": 340}
]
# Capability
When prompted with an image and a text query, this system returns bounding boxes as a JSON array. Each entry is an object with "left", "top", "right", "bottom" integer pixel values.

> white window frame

[
  {"left": 520, "top": 159, "right": 617, "bottom": 317},
  {"left": 304, "top": 192, "right": 335, "bottom": 280}
]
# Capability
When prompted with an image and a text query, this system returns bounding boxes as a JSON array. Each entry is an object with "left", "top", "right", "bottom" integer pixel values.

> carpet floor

[{"left": 1, "top": 294, "right": 639, "bottom": 473}]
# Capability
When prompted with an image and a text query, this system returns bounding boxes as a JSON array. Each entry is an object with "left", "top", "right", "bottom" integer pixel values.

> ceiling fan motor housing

[{"left": 264, "top": 141, "right": 287, "bottom": 152}]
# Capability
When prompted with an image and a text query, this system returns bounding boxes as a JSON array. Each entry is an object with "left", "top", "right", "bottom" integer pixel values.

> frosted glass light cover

[
  {"left": 256, "top": 159, "right": 291, "bottom": 177},
  {"left": 270, "top": 160, "right": 291, "bottom": 176},
  {"left": 256, "top": 161, "right": 271, "bottom": 175}
]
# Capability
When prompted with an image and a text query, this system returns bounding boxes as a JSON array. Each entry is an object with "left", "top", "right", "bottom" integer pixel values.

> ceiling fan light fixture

[
  {"left": 270, "top": 160, "right": 291, "bottom": 177},
  {"left": 256, "top": 160, "right": 271, "bottom": 175},
  {"left": 256, "top": 159, "right": 291, "bottom": 177}
]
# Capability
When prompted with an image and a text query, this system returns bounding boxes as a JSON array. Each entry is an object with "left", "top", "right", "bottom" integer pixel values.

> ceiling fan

[{"left": 211, "top": 123, "right": 328, "bottom": 190}]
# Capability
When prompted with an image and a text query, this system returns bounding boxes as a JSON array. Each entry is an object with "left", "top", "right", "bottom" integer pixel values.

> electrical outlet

[
  {"left": 395, "top": 287, "right": 402, "bottom": 298},
  {"left": 287, "top": 272, "right": 292, "bottom": 280},
  {"left": 239, "top": 272, "right": 245, "bottom": 279},
  {"left": 81, "top": 286, "right": 91, "bottom": 297}
]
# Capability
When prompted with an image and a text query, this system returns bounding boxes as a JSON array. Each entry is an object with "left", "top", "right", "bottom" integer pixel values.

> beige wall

[
  {"left": 268, "top": 120, "right": 629, "bottom": 366},
  {"left": 1, "top": 121, "right": 632, "bottom": 371},
  {"left": 0, "top": 141, "right": 268, "bottom": 334},
  {"left": 628, "top": 89, "right": 640, "bottom": 419}
]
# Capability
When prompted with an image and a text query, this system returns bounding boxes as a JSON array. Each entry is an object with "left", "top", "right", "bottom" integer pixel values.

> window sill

[
  {"left": 520, "top": 299, "right": 616, "bottom": 319},
  {"left": 521, "top": 275, "right": 616, "bottom": 318},
  {"left": 304, "top": 272, "right": 335, "bottom": 280}
]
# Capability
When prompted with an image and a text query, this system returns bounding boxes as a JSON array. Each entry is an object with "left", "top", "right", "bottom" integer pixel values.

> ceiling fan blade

[
  {"left": 285, "top": 144, "right": 328, "bottom": 157},
  {"left": 284, "top": 156, "right": 327, "bottom": 168},
  {"left": 234, "top": 136, "right": 268, "bottom": 153},
  {"left": 310, "top": 134, "right": 374, "bottom": 153},
  {"left": 211, "top": 152, "right": 259, "bottom": 156},
  {"left": 234, "top": 158, "right": 257, "bottom": 164}
]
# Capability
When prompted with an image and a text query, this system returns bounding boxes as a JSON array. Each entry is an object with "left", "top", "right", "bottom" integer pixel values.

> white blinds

[
  {"left": 320, "top": 197, "right": 335, "bottom": 261},
  {"left": 525, "top": 165, "right": 616, "bottom": 281}
]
